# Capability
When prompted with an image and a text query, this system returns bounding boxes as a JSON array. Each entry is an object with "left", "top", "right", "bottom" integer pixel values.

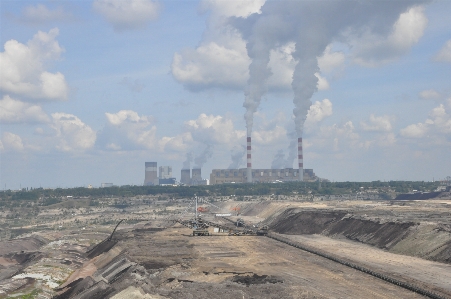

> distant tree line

[{"left": 0, "top": 181, "right": 441, "bottom": 201}]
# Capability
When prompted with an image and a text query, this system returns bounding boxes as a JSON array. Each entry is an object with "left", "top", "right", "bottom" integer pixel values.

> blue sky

[{"left": 1, "top": 0, "right": 450, "bottom": 189}]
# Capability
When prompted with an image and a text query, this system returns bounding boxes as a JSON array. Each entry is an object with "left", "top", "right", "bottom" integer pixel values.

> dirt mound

[
  {"left": 232, "top": 274, "right": 283, "bottom": 286},
  {"left": 271, "top": 209, "right": 347, "bottom": 234},
  {"left": 5, "top": 251, "right": 42, "bottom": 265},
  {"left": 0, "top": 235, "right": 47, "bottom": 255},
  {"left": 270, "top": 209, "right": 451, "bottom": 263},
  {"left": 326, "top": 218, "right": 414, "bottom": 249}
]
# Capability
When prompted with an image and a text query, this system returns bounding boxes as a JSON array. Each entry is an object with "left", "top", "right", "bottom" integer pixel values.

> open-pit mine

[{"left": 1, "top": 191, "right": 451, "bottom": 299}]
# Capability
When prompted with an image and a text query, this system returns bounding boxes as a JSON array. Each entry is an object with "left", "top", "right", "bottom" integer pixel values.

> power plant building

[
  {"left": 144, "top": 162, "right": 158, "bottom": 186},
  {"left": 209, "top": 168, "right": 318, "bottom": 185},
  {"left": 159, "top": 166, "right": 172, "bottom": 179},
  {"left": 180, "top": 168, "right": 209, "bottom": 186},
  {"left": 180, "top": 169, "right": 191, "bottom": 185}
]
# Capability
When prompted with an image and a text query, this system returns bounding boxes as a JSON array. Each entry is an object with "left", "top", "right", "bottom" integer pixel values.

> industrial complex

[
  {"left": 143, "top": 162, "right": 176, "bottom": 186},
  {"left": 145, "top": 134, "right": 317, "bottom": 186},
  {"left": 210, "top": 168, "right": 317, "bottom": 184},
  {"left": 144, "top": 161, "right": 319, "bottom": 186}
]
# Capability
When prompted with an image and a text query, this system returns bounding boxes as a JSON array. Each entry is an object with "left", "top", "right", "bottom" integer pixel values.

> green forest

[{"left": 0, "top": 181, "right": 441, "bottom": 201}]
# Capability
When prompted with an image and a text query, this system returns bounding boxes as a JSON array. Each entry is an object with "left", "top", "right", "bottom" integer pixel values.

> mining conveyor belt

[
  {"left": 266, "top": 233, "right": 449, "bottom": 299},
  {"left": 174, "top": 218, "right": 256, "bottom": 235},
  {"left": 173, "top": 219, "right": 193, "bottom": 228}
]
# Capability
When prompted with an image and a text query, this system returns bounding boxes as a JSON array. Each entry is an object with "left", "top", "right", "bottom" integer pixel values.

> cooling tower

[
  {"left": 247, "top": 136, "right": 252, "bottom": 183},
  {"left": 144, "top": 162, "right": 158, "bottom": 186},
  {"left": 192, "top": 168, "right": 202, "bottom": 182},
  {"left": 181, "top": 169, "right": 191, "bottom": 185}
]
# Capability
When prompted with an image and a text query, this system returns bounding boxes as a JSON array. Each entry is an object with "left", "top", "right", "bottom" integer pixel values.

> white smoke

[
  {"left": 228, "top": 146, "right": 245, "bottom": 169},
  {"left": 194, "top": 145, "right": 213, "bottom": 169},
  {"left": 232, "top": 0, "right": 429, "bottom": 138},
  {"left": 182, "top": 152, "right": 193, "bottom": 170},
  {"left": 271, "top": 138, "right": 296, "bottom": 169}
]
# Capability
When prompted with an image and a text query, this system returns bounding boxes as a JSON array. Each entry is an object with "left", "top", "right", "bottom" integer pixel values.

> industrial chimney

[
  {"left": 298, "top": 137, "right": 303, "bottom": 181},
  {"left": 247, "top": 136, "right": 252, "bottom": 183}
]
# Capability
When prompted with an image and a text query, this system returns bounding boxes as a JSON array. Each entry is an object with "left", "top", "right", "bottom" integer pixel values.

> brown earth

[
  {"left": 53, "top": 223, "right": 444, "bottom": 299},
  {"left": 2, "top": 198, "right": 451, "bottom": 298},
  {"left": 269, "top": 208, "right": 451, "bottom": 263}
]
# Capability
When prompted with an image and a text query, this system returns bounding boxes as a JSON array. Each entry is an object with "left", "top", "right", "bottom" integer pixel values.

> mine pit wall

[{"left": 270, "top": 209, "right": 451, "bottom": 264}]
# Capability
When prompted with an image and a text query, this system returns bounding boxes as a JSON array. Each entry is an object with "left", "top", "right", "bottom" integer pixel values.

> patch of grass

[{"left": 7, "top": 289, "right": 40, "bottom": 299}]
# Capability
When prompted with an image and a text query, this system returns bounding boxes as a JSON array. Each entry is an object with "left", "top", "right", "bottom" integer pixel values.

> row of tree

[{"left": 0, "top": 181, "right": 441, "bottom": 201}]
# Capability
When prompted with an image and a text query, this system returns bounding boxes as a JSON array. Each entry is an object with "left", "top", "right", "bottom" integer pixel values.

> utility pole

[{"left": 195, "top": 195, "right": 198, "bottom": 219}]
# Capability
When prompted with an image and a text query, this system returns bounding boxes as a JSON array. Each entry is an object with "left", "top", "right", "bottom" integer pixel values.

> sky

[{"left": 0, "top": 0, "right": 450, "bottom": 189}]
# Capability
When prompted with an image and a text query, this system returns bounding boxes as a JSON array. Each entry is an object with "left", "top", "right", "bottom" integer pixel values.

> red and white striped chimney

[
  {"left": 247, "top": 136, "right": 252, "bottom": 183},
  {"left": 298, "top": 137, "right": 303, "bottom": 181}
]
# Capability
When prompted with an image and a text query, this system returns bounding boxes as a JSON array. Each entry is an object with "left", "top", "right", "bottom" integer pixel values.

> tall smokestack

[
  {"left": 247, "top": 136, "right": 252, "bottom": 183},
  {"left": 298, "top": 137, "right": 303, "bottom": 181}
]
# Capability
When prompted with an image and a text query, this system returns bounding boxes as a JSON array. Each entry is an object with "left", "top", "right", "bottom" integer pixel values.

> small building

[{"left": 158, "top": 178, "right": 177, "bottom": 186}]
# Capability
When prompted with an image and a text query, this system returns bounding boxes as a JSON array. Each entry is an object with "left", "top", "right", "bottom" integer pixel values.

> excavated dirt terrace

[
  {"left": 1, "top": 198, "right": 451, "bottom": 298},
  {"left": 53, "top": 226, "right": 435, "bottom": 299}
]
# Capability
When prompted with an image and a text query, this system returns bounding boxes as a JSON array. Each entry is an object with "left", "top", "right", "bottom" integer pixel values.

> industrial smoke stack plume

[
  {"left": 247, "top": 136, "right": 252, "bottom": 183},
  {"left": 231, "top": 0, "right": 426, "bottom": 183}
]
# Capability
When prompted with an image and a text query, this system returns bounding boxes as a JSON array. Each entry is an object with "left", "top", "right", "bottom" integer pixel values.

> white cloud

[
  {"left": 267, "top": 42, "right": 296, "bottom": 89},
  {"left": 171, "top": 36, "right": 250, "bottom": 91},
  {"left": 400, "top": 123, "right": 428, "bottom": 138},
  {"left": 0, "top": 28, "right": 68, "bottom": 101},
  {"left": 105, "top": 109, "right": 152, "bottom": 125},
  {"left": 361, "top": 114, "right": 393, "bottom": 132},
  {"left": 93, "top": 0, "right": 160, "bottom": 31},
  {"left": 1, "top": 132, "right": 24, "bottom": 152},
  {"left": 158, "top": 133, "right": 193, "bottom": 153},
  {"left": 98, "top": 110, "right": 156, "bottom": 150},
  {"left": 318, "top": 45, "right": 345, "bottom": 74},
  {"left": 21, "top": 4, "right": 72, "bottom": 23},
  {"left": 51, "top": 113, "right": 96, "bottom": 151},
  {"left": 306, "top": 99, "right": 333, "bottom": 124},
  {"left": 434, "top": 40, "right": 451, "bottom": 63},
  {"left": 315, "top": 73, "right": 330, "bottom": 91},
  {"left": 419, "top": 89, "right": 442, "bottom": 100},
  {"left": 253, "top": 125, "right": 286, "bottom": 145},
  {"left": 351, "top": 6, "right": 428, "bottom": 67},
  {"left": 311, "top": 121, "right": 359, "bottom": 152},
  {"left": 199, "top": 0, "right": 265, "bottom": 18},
  {"left": 430, "top": 104, "right": 451, "bottom": 134},
  {"left": 185, "top": 113, "right": 245, "bottom": 145},
  {"left": 0, "top": 95, "right": 49, "bottom": 124},
  {"left": 378, "top": 132, "right": 397, "bottom": 147},
  {"left": 400, "top": 102, "right": 451, "bottom": 139},
  {"left": 172, "top": 38, "right": 330, "bottom": 92}
]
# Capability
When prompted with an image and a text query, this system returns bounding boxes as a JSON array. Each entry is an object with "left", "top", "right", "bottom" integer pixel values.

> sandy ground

[
  {"left": 277, "top": 233, "right": 451, "bottom": 296},
  {"left": 152, "top": 226, "right": 427, "bottom": 299}
]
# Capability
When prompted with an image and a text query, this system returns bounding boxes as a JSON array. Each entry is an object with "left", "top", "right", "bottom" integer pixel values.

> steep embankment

[{"left": 270, "top": 209, "right": 451, "bottom": 264}]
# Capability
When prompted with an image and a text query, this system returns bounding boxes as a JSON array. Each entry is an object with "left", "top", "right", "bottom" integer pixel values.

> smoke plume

[
  {"left": 271, "top": 139, "right": 297, "bottom": 169},
  {"left": 232, "top": 0, "right": 428, "bottom": 137},
  {"left": 228, "top": 146, "right": 245, "bottom": 169},
  {"left": 182, "top": 152, "right": 193, "bottom": 170},
  {"left": 194, "top": 145, "right": 213, "bottom": 169},
  {"left": 271, "top": 150, "right": 285, "bottom": 169}
]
